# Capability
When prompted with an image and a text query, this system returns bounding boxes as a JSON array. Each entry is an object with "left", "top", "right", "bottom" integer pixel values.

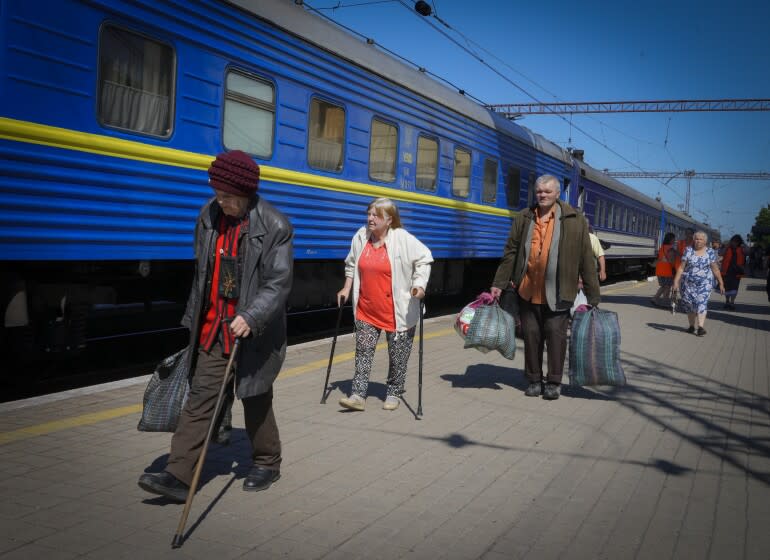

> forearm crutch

[
  {"left": 172, "top": 338, "right": 241, "bottom": 549},
  {"left": 416, "top": 299, "right": 424, "bottom": 419},
  {"left": 320, "top": 304, "right": 345, "bottom": 404}
]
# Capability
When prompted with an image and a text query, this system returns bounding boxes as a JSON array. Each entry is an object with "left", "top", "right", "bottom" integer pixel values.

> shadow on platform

[
  {"left": 617, "top": 348, "right": 770, "bottom": 485},
  {"left": 441, "top": 364, "right": 617, "bottom": 401}
]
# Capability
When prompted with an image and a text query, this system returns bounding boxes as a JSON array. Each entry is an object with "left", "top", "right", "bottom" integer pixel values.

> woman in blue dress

[{"left": 673, "top": 231, "right": 725, "bottom": 336}]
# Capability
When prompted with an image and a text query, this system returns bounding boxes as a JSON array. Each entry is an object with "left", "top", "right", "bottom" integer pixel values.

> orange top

[
  {"left": 518, "top": 207, "right": 556, "bottom": 304},
  {"left": 655, "top": 244, "right": 674, "bottom": 277},
  {"left": 356, "top": 242, "right": 396, "bottom": 331},
  {"left": 721, "top": 246, "right": 745, "bottom": 277},
  {"left": 674, "top": 239, "right": 691, "bottom": 271}
]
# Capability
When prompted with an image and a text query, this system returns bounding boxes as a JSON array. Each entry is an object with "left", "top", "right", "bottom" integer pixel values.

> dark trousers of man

[
  {"left": 165, "top": 342, "right": 281, "bottom": 486},
  {"left": 518, "top": 298, "right": 570, "bottom": 385}
]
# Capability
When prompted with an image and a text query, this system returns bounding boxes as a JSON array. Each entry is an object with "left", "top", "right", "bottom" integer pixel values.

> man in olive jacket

[
  {"left": 139, "top": 150, "right": 293, "bottom": 502},
  {"left": 490, "top": 174, "right": 599, "bottom": 400}
]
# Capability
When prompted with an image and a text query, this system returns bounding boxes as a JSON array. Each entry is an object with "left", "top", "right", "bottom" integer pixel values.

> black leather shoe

[
  {"left": 525, "top": 382, "right": 543, "bottom": 397},
  {"left": 543, "top": 383, "right": 561, "bottom": 400},
  {"left": 686, "top": 325, "right": 696, "bottom": 334},
  {"left": 138, "top": 471, "right": 189, "bottom": 503},
  {"left": 243, "top": 466, "right": 280, "bottom": 492}
]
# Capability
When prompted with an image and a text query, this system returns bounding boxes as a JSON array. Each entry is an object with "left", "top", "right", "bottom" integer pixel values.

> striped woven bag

[
  {"left": 568, "top": 308, "right": 626, "bottom": 386},
  {"left": 463, "top": 303, "right": 516, "bottom": 360}
]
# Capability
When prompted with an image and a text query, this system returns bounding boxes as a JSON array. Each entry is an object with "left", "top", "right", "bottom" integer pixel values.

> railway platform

[{"left": 1, "top": 277, "right": 769, "bottom": 559}]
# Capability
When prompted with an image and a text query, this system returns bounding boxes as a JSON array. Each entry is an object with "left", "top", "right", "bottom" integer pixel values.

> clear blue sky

[{"left": 305, "top": 0, "right": 770, "bottom": 241}]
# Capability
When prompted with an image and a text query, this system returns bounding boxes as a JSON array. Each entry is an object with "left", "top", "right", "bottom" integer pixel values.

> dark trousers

[
  {"left": 165, "top": 343, "right": 281, "bottom": 486},
  {"left": 518, "top": 297, "right": 570, "bottom": 385}
]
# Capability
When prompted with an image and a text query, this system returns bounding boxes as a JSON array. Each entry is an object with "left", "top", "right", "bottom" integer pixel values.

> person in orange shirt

[
  {"left": 490, "top": 175, "right": 599, "bottom": 400},
  {"left": 674, "top": 227, "right": 695, "bottom": 271},
  {"left": 721, "top": 234, "right": 746, "bottom": 310},
  {"left": 336, "top": 198, "right": 433, "bottom": 411},
  {"left": 652, "top": 232, "right": 676, "bottom": 306}
]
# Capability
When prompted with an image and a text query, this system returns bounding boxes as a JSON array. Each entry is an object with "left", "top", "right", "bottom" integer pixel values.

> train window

[
  {"left": 482, "top": 158, "right": 498, "bottom": 203},
  {"left": 527, "top": 171, "right": 535, "bottom": 207},
  {"left": 505, "top": 166, "right": 521, "bottom": 209},
  {"left": 98, "top": 25, "right": 175, "bottom": 137},
  {"left": 622, "top": 208, "right": 629, "bottom": 231},
  {"left": 369, "top": 118, "right": 398, "bottom": 183},
  {"left": 415, "top": 135, "right": 438, "bottom": 191},
  {"left": 608, "top": 203, "right": 615, "bottom": 229},
  {"left": 596, "top": 199, "right": 604, "bottom": 227},
  {"left": 577, "top": 186, "right": 585, "bottom": 209},
  {"left": 308, "top": 98, "right": 345, "bottom": 172},
  {"left": 223, "top": 70, "right": 275, "bottom": 158},
  {"left": 563, "top": 178, "right": 571, "bottom": 202},
  {"left": 594, "top": 199, "right": 601, "bottom": 227},
  {"left": 452, "top": 147, "right": 471, "bottom": 197}
]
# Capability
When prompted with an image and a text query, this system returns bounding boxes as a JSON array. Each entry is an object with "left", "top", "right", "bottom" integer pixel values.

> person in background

[
  {"left": 673, "top": 230, "right": 724, "bottom": 336},
  {"left": 336, "top": 198, "right": 432, "bottom": 412},
  {"left": 138, "top": 150, "right": 293, "bottom": 502},
  {"left": 721, "top": 234, "right": 746, "bottom": 310},
  {"left": 673, "top": 227, "right": 695, "bottom": 272},
  {"left": 711, "top": 239, "right": 723, "bottom": 265},
  {"left": 652, "top": 232, "right": 676, "bottom": 307},
  {"left": 490, "top": 174, "right": 600, "bottom": 401},
  {"left": 588, "top": 225, "right": 607, "bottom": 283}
]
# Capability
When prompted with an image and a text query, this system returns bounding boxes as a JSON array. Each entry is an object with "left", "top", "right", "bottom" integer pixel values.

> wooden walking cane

[
  {"left": 416, "top": 298, "right": 424, "bottom": 419},
  {"left": 320, "top": 304, "right": 345, "bottom": 404},
  {"left": 171, "top": 338, "right": 241, "bottom": 549}
]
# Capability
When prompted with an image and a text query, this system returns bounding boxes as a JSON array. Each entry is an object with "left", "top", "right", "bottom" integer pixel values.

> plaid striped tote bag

[
  {"left": 137, "top": 346, "right": 192, "bottom": 432},
  {"left": 568, "top": 308, "right": 626, "bottom": 386},
  {"left": 463, "top": 303, "right": 517, "bottom": 360}
]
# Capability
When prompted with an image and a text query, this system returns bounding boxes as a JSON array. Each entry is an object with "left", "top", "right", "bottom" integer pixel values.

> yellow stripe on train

[{"left": 0, "top": 116, "right": 514, "bottom": 218}]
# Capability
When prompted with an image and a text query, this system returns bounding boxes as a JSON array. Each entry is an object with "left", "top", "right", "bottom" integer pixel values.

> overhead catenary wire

[{"left": 303, "top": 0, "right": 691, "bottom": 211}]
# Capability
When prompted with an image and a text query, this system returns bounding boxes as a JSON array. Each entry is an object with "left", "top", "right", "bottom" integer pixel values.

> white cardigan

[{"left": 345, "top": 226, "right": 433, "bottom": 331}]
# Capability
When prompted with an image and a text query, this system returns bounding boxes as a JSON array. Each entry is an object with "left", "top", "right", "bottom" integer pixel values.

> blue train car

[{"left": 0, "top": 0, "right": 710, "bottom": 363}]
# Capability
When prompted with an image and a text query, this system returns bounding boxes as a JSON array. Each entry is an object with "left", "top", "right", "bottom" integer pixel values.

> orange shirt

[
  {"left": 674, "top": 239, "right": 691, "bottom": 271},
  {"left": 655, "top": 244, "right": 674, "bottom": 277},
  {"left": 518, "top": 207, "right": 556, "bottom": 304},
  {"left": 356, "top": 242, "right": 396, "bottom": 331}
]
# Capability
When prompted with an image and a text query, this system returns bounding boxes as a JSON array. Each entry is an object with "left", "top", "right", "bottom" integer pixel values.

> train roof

[{"left": 229, "top": 0, "right": 568, "bottom": 163}]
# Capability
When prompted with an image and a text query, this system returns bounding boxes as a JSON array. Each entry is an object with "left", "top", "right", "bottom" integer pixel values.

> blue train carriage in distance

[
  {"left": 0, "top": 0, "right": 705, "bottom": 365},
  {"left": 567, "top": 158, "right": 714, "bottom": 277}
]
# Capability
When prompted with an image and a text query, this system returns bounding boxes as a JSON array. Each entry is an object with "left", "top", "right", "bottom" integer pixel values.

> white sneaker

[
  {"left": 339, "top": 394, "right": 365, "bottom": 411},
  {"left": 383, "top": 396, "right": 400, "bottom": 411}
]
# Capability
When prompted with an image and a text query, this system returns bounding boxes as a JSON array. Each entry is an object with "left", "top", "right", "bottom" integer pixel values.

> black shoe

[
  {"left": 543, "top": 383, "right": 561, "bottom": 400},
  {"left": 243, "top": 466, "right": 280, "bottom": 492},
  {"left": 524, "top": 382, "right": 543, "bottom": 397},
  {"left": 138, "top": 471, "right": 189, "bottom": 503},
  {"left": 696, "top": 327, "right": 706, "bottom": 337},
  {"left": 213, "top": 425, "right": 232, "bottom": 446},
  {"left": 686, "top": 325, "right": 695, "bottom": 334}
]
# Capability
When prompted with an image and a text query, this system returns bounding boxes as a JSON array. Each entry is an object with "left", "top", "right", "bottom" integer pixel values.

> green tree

[{"left": 749, "top": 204, "right": 770, "bottom": 248}]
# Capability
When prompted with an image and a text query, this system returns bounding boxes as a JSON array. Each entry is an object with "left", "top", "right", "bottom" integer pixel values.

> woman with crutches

[
  {"left": 138, "top": 150, "right": 293, "bottom": 502},
  {"left": 336, "top": 198, "right": 432, "bottom": 412}
]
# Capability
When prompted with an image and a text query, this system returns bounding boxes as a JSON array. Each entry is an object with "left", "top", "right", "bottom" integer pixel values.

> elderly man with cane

[{"left": 138, "top": 150, "right": 293, "bottom": 502}]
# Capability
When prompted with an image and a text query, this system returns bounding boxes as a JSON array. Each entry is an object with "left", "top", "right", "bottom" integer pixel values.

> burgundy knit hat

[{"left": 208, "top": 150, "right": 260, "bottom": 196}]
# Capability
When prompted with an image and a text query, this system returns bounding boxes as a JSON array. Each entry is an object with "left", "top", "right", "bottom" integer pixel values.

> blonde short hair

[{"left": 367, "top": 197, "right": 402, "bottom": 228}]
